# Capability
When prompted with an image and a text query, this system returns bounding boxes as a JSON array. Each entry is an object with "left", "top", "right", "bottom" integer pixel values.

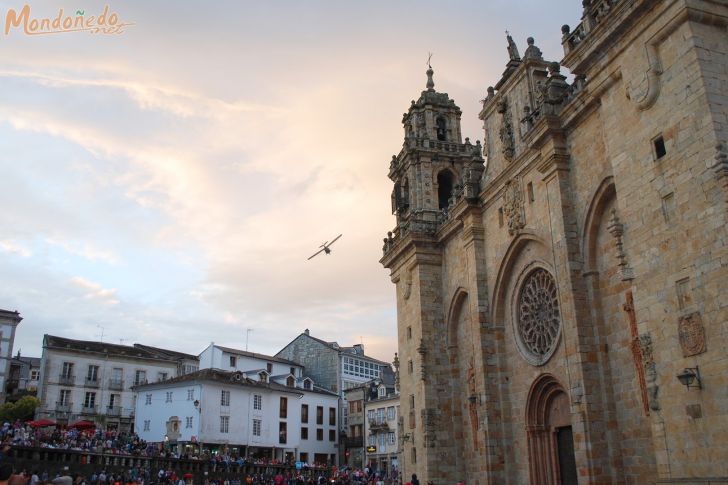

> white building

[
  {"left": 37, "top": 335, "right": 199, "bottom": 431},
  {"left": 134, "top": 368, "right": 340, "bottom": 466},
  {"left": 199, "top": 343, "right": 305, "bottom": 380},
  {"left": 0, "top": 310, "right": 22, "bottom": 403}
]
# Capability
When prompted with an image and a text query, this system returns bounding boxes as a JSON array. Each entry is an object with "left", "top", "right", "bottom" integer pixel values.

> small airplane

[{"left": 307, "top": 234, "right": 342, "bottom": 260}]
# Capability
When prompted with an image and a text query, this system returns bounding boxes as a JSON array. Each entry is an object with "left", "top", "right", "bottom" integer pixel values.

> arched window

[
  {"left": 436, "top": 116, "right": 447, "bottom": 141},
  {"left": 437, "top": 170, "right": 454, "bottom": 209}
]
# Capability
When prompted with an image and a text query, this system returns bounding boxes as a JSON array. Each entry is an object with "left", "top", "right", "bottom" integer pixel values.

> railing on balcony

[
  {"left": 345, "top": 436, "right": 363, "bottom": 448},
  {"left": 108, "top": 379, "right": 124, "bottom": 391},
  {"left": 368, "top": 418, "right": 389, "bottom": 431},
  {"left": 55, "top": 402, "right": 72, "bottom": 413},
  {"left": 58, "top": 374, "right": 75, "bottom": 386},
  {"left": 106, "top": 406, "right": 122, "bottom": 416},
  {"left": 85, "top": 377, "right": 100, "bottom": 388},
  {"left": 81, "top": 405, "right": 97, "bottom": 415},
  {"left": 562, "top": 0, "right": 624, "bottom": 55}
]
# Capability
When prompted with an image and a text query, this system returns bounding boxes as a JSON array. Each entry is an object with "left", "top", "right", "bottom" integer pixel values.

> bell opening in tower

[
  {"left": 437, "top": 170, "right": 454, "bottom": 209},
  {"left": 436, "top": 116, "right": 447, "bottom": 141}
]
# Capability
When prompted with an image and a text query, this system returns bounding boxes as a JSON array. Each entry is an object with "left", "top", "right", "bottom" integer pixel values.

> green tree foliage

[{"left": 0, "top": 396, "right": 40, "bottom": 422}]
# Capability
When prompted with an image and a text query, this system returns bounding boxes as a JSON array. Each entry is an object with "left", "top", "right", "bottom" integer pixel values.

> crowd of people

[{"left": 0, "top": 421, "right": 408, "bottom": 485}]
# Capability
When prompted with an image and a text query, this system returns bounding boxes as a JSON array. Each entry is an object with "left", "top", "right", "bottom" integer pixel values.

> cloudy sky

[{"left": 0, "top": 0, "right": 577, "bottom": 362}]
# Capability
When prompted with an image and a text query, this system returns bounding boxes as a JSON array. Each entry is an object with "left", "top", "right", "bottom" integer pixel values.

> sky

[{"left": 0, "top": 0, "right": 578, "bottom": 363}]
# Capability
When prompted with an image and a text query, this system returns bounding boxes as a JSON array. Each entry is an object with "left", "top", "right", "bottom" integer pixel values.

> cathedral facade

[{"left": 380, "top": 1, "right": 728, "bottom": 483}]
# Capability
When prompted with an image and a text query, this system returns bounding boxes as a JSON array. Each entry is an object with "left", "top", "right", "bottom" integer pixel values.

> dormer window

[
  {"left": 303, "top": 379, "right": 312, "bottom": 390},
  {"left": 287, "top": 376, "right": 295, "bottom": 387},
  {"left": 437, "top": 170, "right": 454, "bottom": 209},
  {"left": 379, "top": 387, "right": 387, "bottom": 398},
  {"left": 259, "top": 371, "right": 268, "bottom": 383},
  {"left": 436, "top": 116, "right": 447, "bottom": 141}
]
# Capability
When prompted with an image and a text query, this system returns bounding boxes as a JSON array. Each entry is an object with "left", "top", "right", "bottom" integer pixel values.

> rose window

[{"left": 517, "top": 268, "right": 561, "bottom": 365}]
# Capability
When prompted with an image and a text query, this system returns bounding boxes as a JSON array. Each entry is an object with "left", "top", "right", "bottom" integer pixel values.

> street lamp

[{"left": 676, "top": 366, "right": 702, "bottom": 390}]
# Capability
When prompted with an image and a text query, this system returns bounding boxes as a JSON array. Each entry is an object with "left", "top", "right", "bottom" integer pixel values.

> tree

[{"left": 0, "top": 396, "right": 40, "bottom": 422}]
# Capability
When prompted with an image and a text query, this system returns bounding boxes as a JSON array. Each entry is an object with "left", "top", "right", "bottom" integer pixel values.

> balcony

[
  {"left": 58, "top": 374, "right": 75, "bottom": 386},
  {"left": 368, "top": 419, "right": 389, "bottom": 431},
  {"left": 55, "top": 402, "right": 72, "bottom": 413},
  {"left": 345, "top": 436, "right": 363, "bottom": 448},
  {"left": 106, "top": 406, "right": 121, "bottom": 416},
  {"left": 84, "top": 377, "right": 100, "bottom": 388},
  {"left": 81, "top": 405, "right": 97, "bottom": 415},
  {"left": 108, "top": 379, "right": 124, "bottom": 391}
]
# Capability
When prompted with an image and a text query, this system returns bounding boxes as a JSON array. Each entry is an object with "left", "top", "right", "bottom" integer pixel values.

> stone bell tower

[{"left": 381, "top": 66, "right": 484, "bottom": 483}]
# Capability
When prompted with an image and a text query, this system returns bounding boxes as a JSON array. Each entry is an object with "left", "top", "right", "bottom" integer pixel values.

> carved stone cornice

[{"left": 537, "top": 152, "right": 571, "bottom": 182}]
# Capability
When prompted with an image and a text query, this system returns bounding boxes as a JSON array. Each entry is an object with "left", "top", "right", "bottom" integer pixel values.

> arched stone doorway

[{"left": 526, "top": 375, "right": 578, "bottom": 485}]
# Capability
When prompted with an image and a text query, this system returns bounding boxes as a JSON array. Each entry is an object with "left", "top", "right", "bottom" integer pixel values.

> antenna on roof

[
  {"left": 119, "top": 338, "right": 126, "bottom": 345},
  {"left": 245, "top": 328, "right": 253, "bottom": 352},
  {"left": 96, "top": 325, "right": 105, "bottom": 342}
]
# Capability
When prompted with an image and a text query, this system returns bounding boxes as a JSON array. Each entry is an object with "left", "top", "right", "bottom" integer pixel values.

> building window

[
  {"left": 221, "top": 390, "right": 230, "bottom": 406},
  {"left": 303, "top": 379, "right": 312, "bottom": 390},
  {"left": 253, "top": 419, "right": 261, "bottom": 436},
  {"left": 108, "top": 393, "right": 119, "bottom": 409},
  {"left": 135, "top": 370, "right": 147, "bottom": 386},
  {"left": 301, "top": 404, "right": 309, "bottom": 423},
  {"left": 266, "top": 363, "right": 273, "bottom": 373},
  {"left": 279, "top": 422, "right": 287, "bottom": 444},
  {"left": 84, "top": 392, "right": 96, "bottom": 409},
  {"left": 516, "top": 268, "right": 561, "bottom": 365},
  {"left": 30, "top": 370, "right": 39, "bottom": 380},
  {"left": 377, "top": 408, "right": 385, "bottom": 424},
  {"left": 367, "top": 409, "right": 375, "bottom": 421},
  {"left": 407, "top": 326, "right": 412, "bottom": 340},
  {"left": 220, "top": 416, "right": 229, "bottom": 433},
  {"left": 301, "top": 427, "right": 308, "bottom": 440},
  {"left": 253, "top": 394, "right": 262, "bottom": 410},
  {"left": 317, "top": 428, "right": 323, "bottom": 441},
  {"left": 145, "top": 394, "right": 152, "bottom": 405},
  {"left": 187, "top": 389, "right": 194, "bottom": 401},
  {"left": 59, "top": 389, "right": 71, "bottom": 406},
  {"left": 280, "top": 397, "right": 288, "bottom": 418},
  {"left": 143, "top": 420, "right": 150, "bottom": 431},
  {"left": 158, "top": 372, "right": 168, "bottom": 382},
  {"left": 229, "top": 355, "right": 237, "bottom": 367},
  {"left": 287, "top": 376, "right": 295, "bottom": 387},
  {"left": 379, "top": 433, "right": 385, "bottom": 447},
  {"left": 329, "top": 429, "right": 336, "bottom": 442},
  {"left": 408, "top": 360, "right": 413, "bottom": 374},
  {"left": 316, "top": 406, "right": 323, "bottom": 425},
  {"left": 378, "top": 387, "right": 386, "bottom": 398},
  {"left": 111, "top": 368, "right": 122, "bottom": 387},
  {"left": 290, "top": 367, "right": 296, "bottom": 376},
  {"left": 186, "top": 417, "right": 193, "bottom": 428},
  {"left": 387, "top": 406, "right": 395, "bottom": 420},
  {"left": 165, "top": 392, "right": 173, "bottom": 403},
  {"left": 388, "top": 432, "right": 395, "bottom": 445},
  {"left": 412, "top": 447, "right": 417, "bottom": 464},
  {"left": 329, "top": 407, "right": 336, "bottom": 426},
  {"left": 62, "top": 362, "right": 74, "bottom": 378},
  {"left": 367, "top": 434, "right": 375, "bottom": 447},
  {"left": 653, "top": 135, "right": 667, "bottom": 159},
  {"left": 87, "top": 365, "right": 99, "bottom": 382},
  {"left": 259, "top": 372, "right": 268, "bottom": 383}
]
